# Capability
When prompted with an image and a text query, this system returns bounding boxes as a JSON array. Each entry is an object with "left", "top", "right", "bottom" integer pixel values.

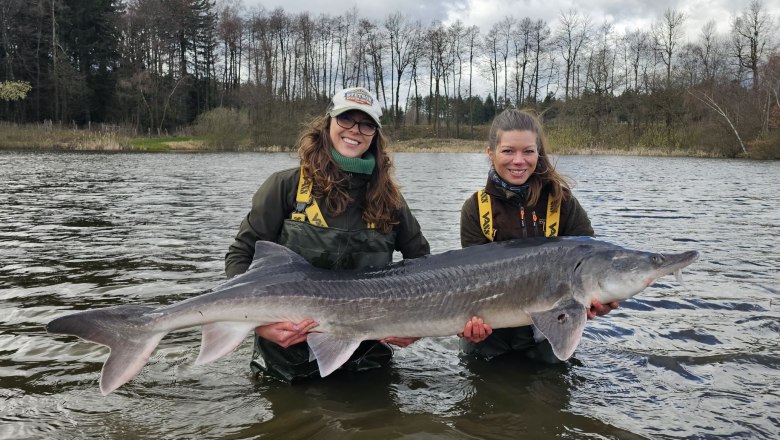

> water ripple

[{"left": 1, "top": 152, "right": 778, "bottom": 438}]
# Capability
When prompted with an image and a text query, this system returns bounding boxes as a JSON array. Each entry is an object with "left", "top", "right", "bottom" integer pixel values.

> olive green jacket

[{"left": 226, "top": 167, "right": 430, "bottom": 278}]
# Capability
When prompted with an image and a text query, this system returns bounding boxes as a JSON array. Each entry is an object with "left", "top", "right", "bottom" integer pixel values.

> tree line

[{"left": 0, "top": 0, "right": 778, "bottom": 155}]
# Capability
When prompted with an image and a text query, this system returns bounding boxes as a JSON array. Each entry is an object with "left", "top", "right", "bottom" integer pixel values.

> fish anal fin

[
  {"left": 306, "top": 333, "right": 363, "bottom": 377},
  {"left": 529, "top": 297, "right": 587, "bottom": 361},
  {"left": 195, "top": 322, "right": 256, "bottom": 365}
]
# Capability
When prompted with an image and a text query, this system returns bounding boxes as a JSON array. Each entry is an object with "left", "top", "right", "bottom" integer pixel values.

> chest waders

[
  {"left": 461, "top": 189, "right": 562, "bottom": 364},
  {"left": 252, "top": 167, "right": 397, "bottom": 382}
]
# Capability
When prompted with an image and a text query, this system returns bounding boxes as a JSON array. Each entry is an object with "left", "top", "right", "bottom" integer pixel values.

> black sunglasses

[{"left": 334, "top": 114, "right": 378, "bottom": 136}]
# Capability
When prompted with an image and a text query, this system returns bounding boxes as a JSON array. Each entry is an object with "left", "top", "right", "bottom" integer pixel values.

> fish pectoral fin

[
  {"left": 529, "top": 297, "right": 587, "bottom": 361},
  {"left": 195, "top": 322, "right": 256, "bottom": 365},
  {"left": 306, "top": 333, "right": 363, "bottom": 377}
]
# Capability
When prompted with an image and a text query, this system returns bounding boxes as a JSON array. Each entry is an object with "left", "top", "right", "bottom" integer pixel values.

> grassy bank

[
  {"left": 0, "top": 122, "right": 131, "bottom": 150},
  {"left": 1, "top": 122, "right": 776, "bottom": 159}
]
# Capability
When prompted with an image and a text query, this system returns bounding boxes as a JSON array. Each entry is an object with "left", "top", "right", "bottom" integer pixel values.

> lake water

[{"left": 1, "top": 151, "right": 778, "bottom": 439}]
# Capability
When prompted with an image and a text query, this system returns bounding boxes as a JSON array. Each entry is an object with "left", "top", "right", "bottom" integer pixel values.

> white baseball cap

[{"left": 328, "top": 87, "right": 382, "bottom": 127}]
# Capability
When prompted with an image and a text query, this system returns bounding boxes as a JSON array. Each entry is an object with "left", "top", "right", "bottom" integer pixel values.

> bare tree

[
  {"left": 465, "top": 25, "right": 480, "bottom": 131},
  {"left": 731, "top": 0, "right": 771, "bottom": 91},
  {"left": 582, "top": 21, "right": 617, "bottom": 136},
  {"left": 246, "top": 8, "right": 276, "bottom": 115},
  {"left": 585, "top": 21, "right": 616, "bottom": 96},
  {"left": 697, "top": 20, "right": 725, "bottom": 86},
  {"left": 763, "top": 54, "right": 780, "bottom": 109},
  {"left": 0, "top": 0, "right": 23, "bottom": 80},
  {"left": 484, "top": 23, "right": 500, "bottom": 112},
  {"left": 449, "top": 19, "right": 467, "bottom": 136},
  {"left": 295, "top": 12, "right": 316, "bottom": 100},
  {"left": 384, "top": 13, "right": 421, "bottom": 127},
  {"left": 363, "top": 20, "right": 386, "bottom": 108},
  {"left": 513, "top": 18, "right": 533, "bottom": 107},
  {"left": 678, "top": 42, "right": 702, "bottom": 87},
  {"left": 556, "top": 9, "right": 591, "bottom": 100},
  {"left": 426, "top": 21, "right": 451, "bottom": 132},
  {"left": 449, "top": 20, "right": 466, "bottom": 98},
  {"left": 624, "top": 30, "right": 652, "bottom": 92},
  {"left": 529, "top": 19, "right": 550, "bottom": 103},
  {"left": 218, "top": 3, "right": 242, "bottom": 93},
  {"left": 496, "top": 17, "right": 514, "bottom": 107},
  {"left": 653, "top": 8, "right": 686, "bottom": 88}
]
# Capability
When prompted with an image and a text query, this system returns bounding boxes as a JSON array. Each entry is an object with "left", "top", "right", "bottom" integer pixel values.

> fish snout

[
  {"left": 678, "top": 250, "right": 700, "bottom": 265},
  {"left": 655, "top": 250, "right": 699, "bottom": 279}
]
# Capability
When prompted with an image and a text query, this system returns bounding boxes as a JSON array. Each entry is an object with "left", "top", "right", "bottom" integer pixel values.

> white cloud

[{"left": 240, "top": 0, "right": 779, "bottom": 43}]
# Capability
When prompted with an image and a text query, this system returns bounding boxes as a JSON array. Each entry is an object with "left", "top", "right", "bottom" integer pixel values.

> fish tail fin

[{"left": 46, "top": 305, "right": 165, "bottom": 395}]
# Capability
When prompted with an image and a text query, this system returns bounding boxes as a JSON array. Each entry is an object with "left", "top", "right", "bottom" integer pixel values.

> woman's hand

[
  {"left": 381, "top": 337, "right": 420, "bottom": 347},
  {"left": 255, "top": 319, "right": 318, "bottom": 348},
  {"left": 587, "top": 299, "right": 619, "bottom": 320},
  {"left": 458, "top": 316, "right": 493, "bottom": 343}
]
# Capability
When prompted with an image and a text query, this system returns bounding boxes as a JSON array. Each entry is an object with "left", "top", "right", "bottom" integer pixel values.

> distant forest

[{"left": 0, "top": 0, "right": 778, "bottom": 155}]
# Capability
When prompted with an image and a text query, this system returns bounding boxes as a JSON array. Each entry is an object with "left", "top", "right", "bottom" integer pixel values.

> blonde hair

[
  {"left": 488, "top": 109, "right": 572, "bottom": 207},
  {"left": 297, "top": 115, "right": 401, "bottom": 234}
]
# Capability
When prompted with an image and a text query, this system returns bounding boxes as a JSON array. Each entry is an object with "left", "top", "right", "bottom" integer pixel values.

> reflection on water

[{"left": 1, "top": 151, "right": 778, "bottom": 439}]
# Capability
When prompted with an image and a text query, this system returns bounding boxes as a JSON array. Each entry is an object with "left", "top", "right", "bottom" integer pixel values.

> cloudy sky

[{"left": 239, "top": 0, "right": 778, "bottom": 41}]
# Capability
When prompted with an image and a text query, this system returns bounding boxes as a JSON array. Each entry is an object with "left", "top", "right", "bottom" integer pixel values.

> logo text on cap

[{"left": 344, "top": 90, "right": 373, "bottom": 106}]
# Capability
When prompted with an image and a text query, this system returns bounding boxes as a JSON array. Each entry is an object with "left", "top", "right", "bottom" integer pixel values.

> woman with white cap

[{"left": 225, "top": 87, "right": 431, "bottom": 382}]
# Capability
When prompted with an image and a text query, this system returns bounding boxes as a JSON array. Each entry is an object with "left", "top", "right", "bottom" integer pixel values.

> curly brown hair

[
  {"left": 297, "top": 115, "right": 401, "bottom": 234},
  {"left": 488, "top": 109, "right": 573, "bottom": 208}
]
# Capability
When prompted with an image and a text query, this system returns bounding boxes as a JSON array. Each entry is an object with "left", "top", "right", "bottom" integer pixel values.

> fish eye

[{"left": 650, "top": 255, "right": 664, "bottom": 264}]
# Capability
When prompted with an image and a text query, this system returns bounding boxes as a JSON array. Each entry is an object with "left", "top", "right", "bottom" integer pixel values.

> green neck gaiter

[{"left": 331, "top": 148, "right": 376, "bottom": 175}]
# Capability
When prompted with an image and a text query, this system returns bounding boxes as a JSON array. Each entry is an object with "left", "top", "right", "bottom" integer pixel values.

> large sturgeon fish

[{"left": 47, "top": 237, "right": 699, "bottom": 395}]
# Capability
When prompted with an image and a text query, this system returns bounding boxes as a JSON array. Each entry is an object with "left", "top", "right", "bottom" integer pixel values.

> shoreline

[
  {"left": 1, "top": 120, "right": 774, "bottom": 159},
  {"left": 0, "top": 138, "right": 738, "bottom": 158}
]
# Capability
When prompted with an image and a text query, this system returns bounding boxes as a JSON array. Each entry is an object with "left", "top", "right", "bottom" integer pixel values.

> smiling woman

[
  {"left": 458, "top": 108, "right": 618, "bottom": 360},
  {"left": 224, "top": 87, "right": 432, "bottom": 382}
]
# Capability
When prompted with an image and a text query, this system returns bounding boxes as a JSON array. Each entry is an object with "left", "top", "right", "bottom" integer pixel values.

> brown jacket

[{"left": 461, "top": 179, "right": 594, "bottom": 248}]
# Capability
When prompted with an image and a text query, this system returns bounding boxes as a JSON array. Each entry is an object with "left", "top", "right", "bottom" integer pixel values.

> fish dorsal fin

[
  {"left": 529, "top": 297, "right": 587, "bottom": 361},
  {"left": 306, "top": 333, "right": 364, "bottom": 377},
  {"left": 247, "top": 241, "right": 311, "bottom": 273}
]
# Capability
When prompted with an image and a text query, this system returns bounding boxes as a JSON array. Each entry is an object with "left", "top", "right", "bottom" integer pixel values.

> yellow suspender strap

[
  {"left": 477, "top": 188, "right": 558, "bottom": 239},
  {"left": 477, "top": 189, "right": 495, "bottom": 241},
  {"left": 293, "top": 166, "right": 329, "bottom": 227},
  {"left": 291, "top": 167, "right": 308, "bottom": 222},
  {"left": 545, "top": 196, "right": 560, "bottom": 237}
]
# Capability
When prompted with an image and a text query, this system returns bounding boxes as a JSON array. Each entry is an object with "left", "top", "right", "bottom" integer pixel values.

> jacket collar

[{"left": 485, "top": 178, "right": 527, "bottom": 205}]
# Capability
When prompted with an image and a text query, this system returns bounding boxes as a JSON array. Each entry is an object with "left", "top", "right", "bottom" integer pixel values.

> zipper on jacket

[{"left": 520, "top": 208, "right": 528, "bottom": 239}]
